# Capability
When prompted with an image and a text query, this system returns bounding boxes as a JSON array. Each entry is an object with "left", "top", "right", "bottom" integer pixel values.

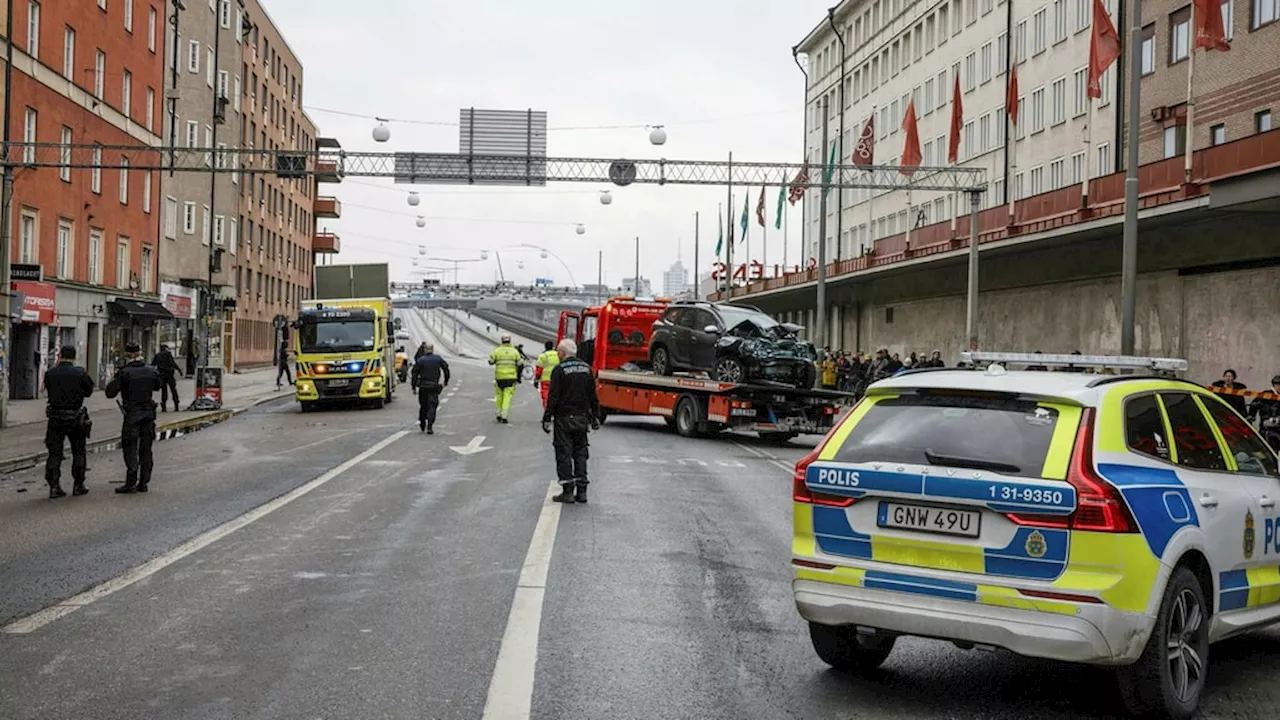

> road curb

[{"left": 0, "top": 394, "right": 290, "bottom": 477}]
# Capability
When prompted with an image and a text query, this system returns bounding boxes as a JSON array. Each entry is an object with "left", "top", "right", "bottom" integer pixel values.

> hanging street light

[
  {"left": 648, "top": 125, "right": 667, "bottom": 146},
  {"left": 575, "top": 224, "right": 586, "bottom": 235},
  {"left": 539, "top": 250, "right": 549, "bottom": 259},
  {"left": 415, "top": 216, "right": 426, "bottom": 228},
  {"left": 599, "top": 190, "right": 612, "bottom": 205},
  {"left": 372, "top": 117, "right": 391, "bottom": 143},
  {"left": 411, "top": 258, "right": 419, "bottom": 266},
  {"left": 407, "top": 191, "right": 420, "bottom": 207},
  {"left": 480, "top": 251, "right": 489, "bottom": 260}
]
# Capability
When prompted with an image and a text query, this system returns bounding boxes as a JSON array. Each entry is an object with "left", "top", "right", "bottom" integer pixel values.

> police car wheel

[
  {"left": 1116, "top": 566, "right": 1208, "bottom": 720},
  {"left": 808, "top": 623, "right": 896, "bottom": 674}
]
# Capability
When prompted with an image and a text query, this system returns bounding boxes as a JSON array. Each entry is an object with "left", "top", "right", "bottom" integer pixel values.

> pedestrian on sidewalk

[
  {"left": 411, "top": 343, "right": 450, "bottom": 434},
  {"left": 275, "top": 340, "right": 294, "bottom": 389},
  {"left": 489, "top": 333, "right": 521, "bottom": 424},
  {"left": 151, "top": 344, "right": 182, "bottom": 411},
  {"left": 43, "top": 345, "right": 95, "bottom": 499},
  {"left": 104, "top": 343, "right": 161, "bottom": 494},
  {"left": 542, "top": 339, "right": 600, "bottom": 505}
]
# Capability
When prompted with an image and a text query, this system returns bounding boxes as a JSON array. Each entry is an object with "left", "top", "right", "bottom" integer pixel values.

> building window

[
  {"left": 1015, "top": 19, "right": 1027, "bottom": 62},
  {"left": 1014, "top": 172, "right": 1025, "bottom": 199},
  {"left": 63, "top": 26, "right": 75, "bottom": 80},
  {"left": 124, "top": 0, "right": 133, "bottom": 31},
  {"left": 1053, "top": 0, "right": 1068, "bottom": 42},
  {"left": 1170, "top": 7, "right": 1190, "bottom": 63},
  {"left": 218, "top": 70, "right": 228, "bottom": 99},
  {"left": 98, "top": 0, "right": 106, "bottom": 9},
  {"left": 202, "top": 206, "right": 210, "bottom": 245},
  {"left": 1029, "top": 166, "right": 1044, "bottom": 195},
  {"left": 1141, "top": 24, "right": 1155, "bottom": 75},
  {"left": 119, "top": 157, "right": 129, "bottom": 204},
  {"left": 1254, "top": 0, "right": 1278, "bottom": 28},
  {"left": 59, "top": 126, "right": 72, "bottom": 181},
  {"left": 57, "top": 220, "right": 73, "bottom": 279},
  {"left": 1051, "top": 77, "right": 1067, "bottom": 125},
  {"left": 117, "top": 237, "right": 130, "bottom": 290},
  {"left": 1097, "top": 141, "right": 1111, "bottom": 175},
  {"left": 206, "top": 47, "right": 214, "bottom": 87},
  {"left": 964, "top": 52, "right": 976, "bottom": 91},
  {"left": 164, "top": 197, "right": 178, "bottom": 239},
  {"left": 1073, "top": 68, "right": 1088, "bottom": 116},
  {"left": 26, "top": 1, "right": 40, "bottom": 56},
  {"left": 87, "top": 230, "right": 101, "bottom": 285},
  {"left": 94, "top": 49, "right": 105, "bottom": 99},
  {"left": 1071, "top": 151, "right": 1085, "bottom": 184},
  {"left": 186, "top": 120, "right": 198, "bottom": 147},
  {"left": 141, "top": 245, "right": 152, "bottom": 293},
  {"left": 980, "top": 42, "right": 993, "bottom": 84},
  {"left": 219, "top": 0, "right": 231, "bottom": 27},
  {"left": 91, "top": 145, "right": 102, "bottom": 192},
  {"left": 142, "top": 170, "right": 151, "bottom": 213},
  {"left": 1258, "top": 110, "right": 1273, "bottom": 132},
  {"left": 995, "top": 106, "right": 1007, "bottom": 145},
  {"left": 183, "top": 201, "right": 196, "bottom": 234},
  {"left": 1033, "top": 8, "right": 1048, "bottom": 54},
  {"left": 188, "top": 40, "right": 199, "bottom": 73},
  {"left": 1049, "top": 157, "right": 1065, "bottom": 189},
  {"left": 1017, "top": 96, "right": 1027, "bottom": 138},
  {"left": 978, "top": 113, "right": 991, "bottom": 153},
  {"left": 148, "top": 6, "right": 157, "bottom": 51},
  {"left": 214, "top": 215, "right": 225, "bottom": 246},
  {"left": 145, "top": 86, "right": 154, "bottom": 130},
  {"left": 1075, "top": 0, "right": 1090, "bottom": 31},
  {"left": 22, "top": 107, "right": 36, "bottom": 164},
  {"left": 204, "top": 125, "right": 212, "bottom": 165},
  {"left": 1098, "top": 66, "right": 1113, "bottom": 105},
  {"left": 1163, "top": 125, "right": 1185, "bottom": 158},
  {"left": 962, "top": 121, "right": 975, "bottom": 160},
  {"left": 997, "top": 32, "right": 1008, "bottom": 73},
  {"left": 18, "top": 211, "right": 37, "bottom": 264},
  {"left": 122, "top": 69, "right": 132, "bottom": 117},
  {"left": 1031, "top": 87, "right": 1045, "bottom": 133}
]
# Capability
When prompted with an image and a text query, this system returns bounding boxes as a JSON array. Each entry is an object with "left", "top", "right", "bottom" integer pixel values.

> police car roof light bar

[{"left": 961, "top": 351, "right": 1189, "bottom": 372}]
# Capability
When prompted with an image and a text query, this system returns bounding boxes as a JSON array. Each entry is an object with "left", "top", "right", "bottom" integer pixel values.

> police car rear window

[{"left": 832, "top": 395, "right": 1061, "bottom": 479}]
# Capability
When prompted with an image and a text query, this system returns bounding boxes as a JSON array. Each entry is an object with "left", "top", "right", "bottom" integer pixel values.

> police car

[{"left": 792, "top": 352, "right": 1280, "bottom": 720}]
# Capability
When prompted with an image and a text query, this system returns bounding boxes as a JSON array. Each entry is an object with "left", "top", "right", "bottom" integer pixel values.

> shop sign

[
  {"left": 11, "top": 263, "right": 42, "bottom": 282},
  {"left": 160, "top": 282, "right": 197, "bottom": 320},
  {"left": 10, "top": 281, "right": 56, "bottom": 324}
]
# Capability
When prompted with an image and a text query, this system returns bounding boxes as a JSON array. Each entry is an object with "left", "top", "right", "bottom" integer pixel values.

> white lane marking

[
  {"left": 2, "top": 431, "right": 411, "bottom": 635},
  {"left": 449, "top": 435, "right": 492, "bottom": 456},
  {"left": 481, "top": 481, "right": 562, "bottom": 720},
  {"left": 733, "top": 441, "right": 796, "bottom": 475}
]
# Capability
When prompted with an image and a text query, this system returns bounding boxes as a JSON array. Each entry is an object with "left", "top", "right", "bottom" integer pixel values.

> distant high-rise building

[
  {"left": 621, "top": 277, "right": 652, "bottom": 297},
  {"left": 663, "top": 261, "right": 691, "bottom": 297}
]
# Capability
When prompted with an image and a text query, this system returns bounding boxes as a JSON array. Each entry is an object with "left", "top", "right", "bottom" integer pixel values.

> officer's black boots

[
  {"left": 136, "top": 484, "right": 148, "bottom": 493},
  {"left": 553, "top": 485, "right": 576, "bottom": 503},
  {"left": 72, "top": 482, "right": 88, "bottom": 497},
  {"left": 575, "top": 485, "right": 588, "bottom": 504},
  {"left": 49, "top": 484, "right": 67, "bottom": 499},
  {"left": 427, "top": 425, "right": 434, "bottom": 435},
  {"left": 419, "top": 420, "right": 426, "bottom": 432},
  {"left": 115, "top": 484, "right": 136, "bottom": 494}
]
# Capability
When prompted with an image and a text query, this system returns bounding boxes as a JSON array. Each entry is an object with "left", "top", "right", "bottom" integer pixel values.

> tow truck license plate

[
  {"left": 328, "top": 379, "right": 350, "bottom": 387},
  {"left": 877, "top": 502, "right": 981, "bottom": 538}
]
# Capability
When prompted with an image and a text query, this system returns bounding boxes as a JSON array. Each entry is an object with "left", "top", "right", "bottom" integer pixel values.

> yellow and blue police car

[{"left": 792, "top": 352, "right": 1280, "bottom": 720}]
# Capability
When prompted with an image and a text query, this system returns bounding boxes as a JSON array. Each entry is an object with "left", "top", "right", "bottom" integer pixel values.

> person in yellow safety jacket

[
  {"left": 821, "top": 353, "right": 838, "bottom": 390},
  {"left": 534, "top": 340, "right": 560, "bottom": 410},
  {"left": 489, "top": 334, "right": 522, "bottom": 423}
]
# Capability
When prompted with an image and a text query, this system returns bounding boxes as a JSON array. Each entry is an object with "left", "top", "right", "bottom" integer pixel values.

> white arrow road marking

[{"left": 449, "top": 435, "right": 492, "bottom": 455}]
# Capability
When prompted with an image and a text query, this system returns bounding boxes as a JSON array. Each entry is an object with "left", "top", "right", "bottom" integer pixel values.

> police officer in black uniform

[
  {"left": 151, "top": 343, "right": 182, "bottom": 411},
  {"left": 43, "top": 345, "right": 95, "bottom": 499},
  {"left": 411, "top": 343, "right": 450, "bottom": 434},
  {"left": 104, "top": 342, "right": 161, "bottom": 494},
  {"left": 541, "top": 339, "right": 600, "bottom": 504}
]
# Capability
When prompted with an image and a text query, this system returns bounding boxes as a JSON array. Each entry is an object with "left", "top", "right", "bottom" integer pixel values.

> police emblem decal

[
  {"left": 1025, "top": 530, "right": 1048, "bottom": 559},
  {"left": 1244, "top": 510, "right": 1256, "bottom": 559}
]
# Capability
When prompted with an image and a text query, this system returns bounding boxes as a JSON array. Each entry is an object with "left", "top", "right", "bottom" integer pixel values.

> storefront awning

[{"left": 108, "top": 299, "right": 175, "bottom": 321}]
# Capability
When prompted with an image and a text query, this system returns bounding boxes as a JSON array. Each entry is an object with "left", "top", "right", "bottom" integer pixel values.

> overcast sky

[{"left": 266, "top": 0, "right": 828, "bottom": 289}]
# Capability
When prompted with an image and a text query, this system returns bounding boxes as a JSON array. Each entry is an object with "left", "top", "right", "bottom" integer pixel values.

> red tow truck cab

[{"left": 557, "top": 296, "right": 853, "bottom": 442}]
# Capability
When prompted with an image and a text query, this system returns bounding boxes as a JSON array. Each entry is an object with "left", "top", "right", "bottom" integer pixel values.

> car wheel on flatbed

[
  {"left": 674, "top": 395, "right": 701, "bottom": 438},
  {"left": 808, "top": 623, "right": 896, "bottom": 674},
  {"left": 1116, "top": 566, "right": 1208, "bottom": 720},
  {"left": 651, "top": 345, "right": 673, "bottom": 376},
  {"left": 713, "top": 357, "right": 746, "bottom": 384}
]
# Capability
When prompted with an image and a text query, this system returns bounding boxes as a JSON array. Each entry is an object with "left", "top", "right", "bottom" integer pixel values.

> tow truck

[{"left": 556, "top": 296, "right": 854, "bottom": 442}]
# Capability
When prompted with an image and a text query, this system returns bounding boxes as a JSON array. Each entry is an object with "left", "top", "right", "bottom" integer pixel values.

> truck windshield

[{"left": 299, "top": 320, "right": 376, "bottom": 353}]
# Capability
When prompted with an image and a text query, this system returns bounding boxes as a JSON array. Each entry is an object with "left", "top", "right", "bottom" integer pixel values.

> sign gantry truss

[{"left": 7, "top": 143, "right": 988, "bottom": 192}]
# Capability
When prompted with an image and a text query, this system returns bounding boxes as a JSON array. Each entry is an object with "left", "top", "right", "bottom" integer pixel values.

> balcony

[
  {"left": 314, "top": 196, "right": 342, "bottom": 219},
  {"left": 315, "top": 159, "right": 341, "bottom": 183},
  {"left": 313, "top": 232, "right": 341, "bottom": 254}
]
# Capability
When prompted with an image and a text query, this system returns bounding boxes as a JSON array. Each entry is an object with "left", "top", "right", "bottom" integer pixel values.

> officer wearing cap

[
  {"left": 488, "top": 333, "right": 522, "bottom": 424},
  {"left": 43, "top": 345, "right": 95, "bottom": 499},
  {"left": 104, "top": 342, "right": 161, "bottom": 494}
]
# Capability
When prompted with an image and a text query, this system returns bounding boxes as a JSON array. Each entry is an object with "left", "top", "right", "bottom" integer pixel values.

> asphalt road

[{"left": 4, "top": 354, "right": 1280, "bottom": 718}]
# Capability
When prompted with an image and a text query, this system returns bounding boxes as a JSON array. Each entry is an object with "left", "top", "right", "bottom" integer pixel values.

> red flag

[
  {"left": 948, "top": 73, "right": 964, "bottom": 164},
  {"left": 1194, "top": 0, "right": 1230, "bottom": 51},
  {"left": 1007, "top": 63, "right": 1020, "bottom": 126},
  {"left": 756, "top": 185, "right": 766, "bottom": 227},
  {"left": 787, "top": 163, "right": 810, "bottom": 205},
  {"left": 1088, "top": 0, "right": 1121, "bottom": 98},
  {"left": 900, "top": 100, "right": 922, "bottom": 176},
  {"left": 852, "top": 114, "right": 875, "bottom": 167}
]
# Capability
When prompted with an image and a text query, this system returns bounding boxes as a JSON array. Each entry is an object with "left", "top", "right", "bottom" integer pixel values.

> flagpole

[
  {"left": 867, "top": 107, "right": 875, "bottom": 256},
  {"left": 726, "top": 152, "right": 734, "bottom": 294},
  {"left": 815, "top": 94, "right": 830, "bottom": 349},
  {"left": 783, "top": 193, "right": 789, "bottom": 270},
  {"left": 1184, "top": 2, "right": 1196, "bottom": 185},
  {"left": 1083, "top": 101, "right": 1092, "bottom": 206},
  {"left": 906, "top": 188, "right": 913, "bottom": 251},
  {"left": 693, "top": 211, "right": 699, "bottom": 298}
]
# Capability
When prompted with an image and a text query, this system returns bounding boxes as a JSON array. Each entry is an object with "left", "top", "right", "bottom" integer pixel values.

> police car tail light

[{"left": 793, "top": 410, "right": 857, "bottom": 508}]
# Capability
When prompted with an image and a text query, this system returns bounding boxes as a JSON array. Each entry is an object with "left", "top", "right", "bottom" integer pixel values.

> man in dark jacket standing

[
  {"left": 151, "top": 344, "right": 182, "bottom": 411},
  {"left": 105, "top": 342, "right": 161, "bottom": 494},
  {"left": 43, "top": 346, "right": 95, "bottom": 498},
  {"left": 411, "top": 343, "right": 450, "bottom": 434},
  {"left": 541, "top": 339, "right": 600, "bottom": 504}
]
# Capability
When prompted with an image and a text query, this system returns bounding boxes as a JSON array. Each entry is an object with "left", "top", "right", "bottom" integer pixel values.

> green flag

[
  {"left": 715, "top": 211, "right": 723, "bottom": 256},
  {"left": 775, "top": 172, "right": 786, "bottom": 230},
  {"left": 739, "top": 191, "right": 749, "bottom": 244},
  {"left": 822, "top": 140, "right": 838, "bottom": 197}
]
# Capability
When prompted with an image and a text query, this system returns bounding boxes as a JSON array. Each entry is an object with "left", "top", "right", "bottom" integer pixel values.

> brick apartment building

[
  {"left": 1130, "top": 0, "right": 1279, "bottom": 163},
  {"left": 6, "top": 0, "right": 167, "bottom": 398}
]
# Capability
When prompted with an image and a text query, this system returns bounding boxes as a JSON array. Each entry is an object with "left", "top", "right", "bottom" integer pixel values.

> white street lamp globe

[
  {"left": 407, "top": 192, "right": 421, "bottom": 207},
  {"left": 649, "top": 126, "right": 667, "bottom": 146},
  {"left": 517, "top": 261, "right": 525, "bottom": 270},
  {"left": 418, "top": 245, "right": 427, "bottom": 255},
  {"left": 480, "top": 251, "right": 489, "bottom": 260},
  {"left": 372, "top": 122, "right": 391, "bottom": 143},
  {"left": 599, "top": 190, "right": 612, "bottom": 205},
  {"left": 575, "top": 224, "right": 586, "bottom": 235},
  {"left": 539, "top": 250, "right": 549, "bottom": 259},
  {"left": 415, "top": 216, "right": 426, "bottom": 228},
  {"left": 411, "top": 258, "right": 419, "bottom": 266}
]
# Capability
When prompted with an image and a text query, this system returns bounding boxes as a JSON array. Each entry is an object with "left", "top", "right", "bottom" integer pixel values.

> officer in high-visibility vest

[
  {"left": 534, "top": 340, "right": 560, "bottom": 409},
  {"left": 488, "top": 334, "right": 522, "bottom": 423}
]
